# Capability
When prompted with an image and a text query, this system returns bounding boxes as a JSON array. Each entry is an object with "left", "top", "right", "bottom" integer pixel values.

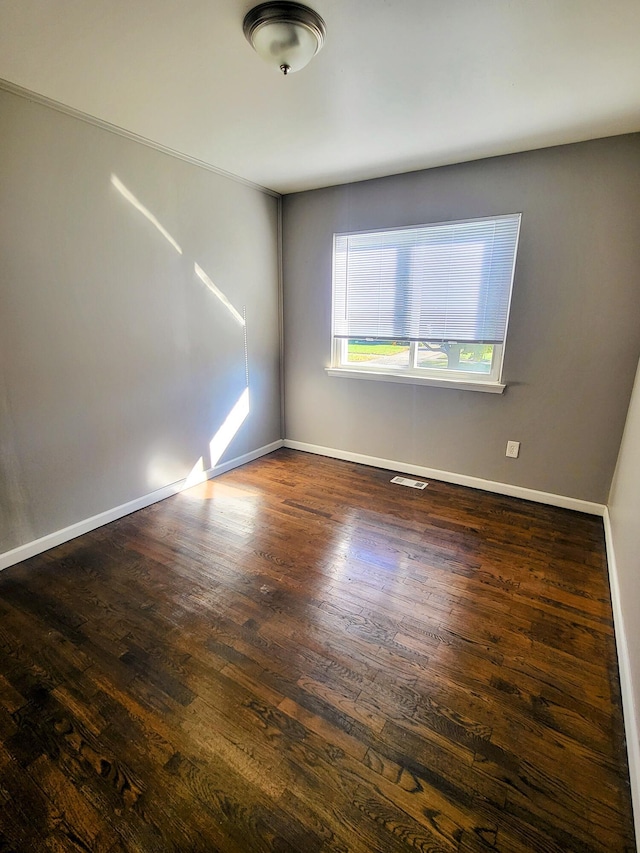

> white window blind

[{"left": 333, "top": 214, "right": 521, "bottom": 344}]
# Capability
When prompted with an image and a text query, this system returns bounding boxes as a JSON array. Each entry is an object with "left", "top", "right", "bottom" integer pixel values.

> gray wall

[
  {"left": 0, "top": 88, "right": 281, "bottom": 555},
  {"left": 609, "top": 358, "right": 640, "bottom": 799},
  {"left": 282, "top": 135, "right": 640, "bottom": 503}
]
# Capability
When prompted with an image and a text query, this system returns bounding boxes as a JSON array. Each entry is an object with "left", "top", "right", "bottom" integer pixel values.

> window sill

[{"left": 325, "top": 367, "right": 506, "bottom": 394}]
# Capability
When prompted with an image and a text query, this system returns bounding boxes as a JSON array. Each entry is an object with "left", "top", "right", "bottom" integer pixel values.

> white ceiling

[{"left": 1, "top": 0, "right": 639, "bottom": 194}]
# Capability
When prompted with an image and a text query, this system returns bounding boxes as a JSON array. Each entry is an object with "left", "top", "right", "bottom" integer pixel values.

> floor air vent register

[{"left": 390, "top": 476, "right": 428, "bottom": 490}]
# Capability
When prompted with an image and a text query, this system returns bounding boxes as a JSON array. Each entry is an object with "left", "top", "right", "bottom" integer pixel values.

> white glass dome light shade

[
  {"left": 243, "top": 2, "right": 326, "bottom": 75},
  {"left": 251, "top": 20, "right": 318, "bottom": 74}
]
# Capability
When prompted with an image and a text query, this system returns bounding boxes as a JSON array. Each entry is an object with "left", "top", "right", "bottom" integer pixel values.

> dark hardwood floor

[{"left": 0, "top": 448, "right": 635, "bottom": 852}]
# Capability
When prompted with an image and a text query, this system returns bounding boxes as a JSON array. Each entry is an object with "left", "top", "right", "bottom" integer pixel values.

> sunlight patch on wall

[
  {"left": 209, "top": 387, "right": 250, "bottom": 468},
  {"left": 110, "top": 174, "right": 252, "bottom": 500},
  {"left": 110, "top": 174, "right": 183, "bottom": 254},
  {"left": 183, "top": 456, "right": 207, "bottom": 489},
  {"left": 194, "top": 263, "right": 245, "bottom": 326}
]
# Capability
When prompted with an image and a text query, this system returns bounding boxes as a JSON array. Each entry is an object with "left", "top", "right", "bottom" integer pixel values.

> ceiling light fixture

[{"left": 243, "top": 1, "right": 326, "bottom": 76}]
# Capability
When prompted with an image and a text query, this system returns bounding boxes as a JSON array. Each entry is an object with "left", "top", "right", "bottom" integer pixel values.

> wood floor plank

[{"left": 0, "top": 448, "right": 635, "bottom": 851}]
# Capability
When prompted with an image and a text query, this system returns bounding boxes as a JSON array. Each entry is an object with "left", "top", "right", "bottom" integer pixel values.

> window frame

[
  {"left": 328, "top": 214, "right": 521, "bottom": 393},
  {"left": 330, "top": 339, "right": 504, "bottom": 387}
]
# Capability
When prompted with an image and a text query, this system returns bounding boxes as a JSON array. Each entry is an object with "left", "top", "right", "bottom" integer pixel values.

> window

[{"left": 329, "top": 213, "right": 521, "bottom": 391}]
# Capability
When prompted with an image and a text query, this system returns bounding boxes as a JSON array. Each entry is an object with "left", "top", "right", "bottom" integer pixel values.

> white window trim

[
  {"left": 328, "top": 339, "right": 506, "bottom": 392},
  {"left": 326, "top": 367, "right": 505, "bottom": 393}
]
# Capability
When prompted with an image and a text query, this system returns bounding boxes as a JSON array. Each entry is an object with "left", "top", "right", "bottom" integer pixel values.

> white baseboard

[
  {"left": 603, "top": 509, "right": 640, "bottom": 850},
  {"left": 0, "top": 439, "right": 283, "bottom": 572},
  {"left": 208, "top": 440, "right": 283, "bottom": 478},
  {"left": 283, "top": 440, "right": 606, "bottom": 516}
]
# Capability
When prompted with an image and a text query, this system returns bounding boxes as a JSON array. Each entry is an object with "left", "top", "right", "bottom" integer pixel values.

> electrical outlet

[{"left": 506, "top": 440, "right": 520, "bottom": 458}]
